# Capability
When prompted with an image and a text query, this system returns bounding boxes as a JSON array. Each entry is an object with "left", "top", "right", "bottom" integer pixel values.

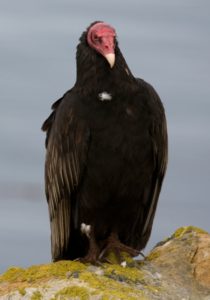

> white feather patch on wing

[
  {"left": 80, "top": 223, "right": 91, "bottom": 238},
  {"left": 98, "top": 91, "right": 112, "bottom": 101}
]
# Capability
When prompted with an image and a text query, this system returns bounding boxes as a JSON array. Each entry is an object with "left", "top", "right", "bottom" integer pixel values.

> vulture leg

[
  {"left": 100, "top": 232, "right": 140, "bottom": 262},
  {"left": 80, "top": 228, "right": 100, "bottom": 264}
]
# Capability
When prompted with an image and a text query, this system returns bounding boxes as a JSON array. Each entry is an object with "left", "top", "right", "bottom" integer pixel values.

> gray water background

[{"left": 0, "top": 0, "right": 209, "bottom": 273}]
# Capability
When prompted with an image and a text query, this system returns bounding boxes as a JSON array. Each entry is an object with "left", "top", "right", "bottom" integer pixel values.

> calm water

[{"left": 0, "top": 0, "right": 210, "bottom": 273}]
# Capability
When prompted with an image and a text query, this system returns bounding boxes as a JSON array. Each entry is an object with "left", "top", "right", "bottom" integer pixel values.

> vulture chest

[{"left": 80, "top": 92, "right": 155, "bottom": 204}]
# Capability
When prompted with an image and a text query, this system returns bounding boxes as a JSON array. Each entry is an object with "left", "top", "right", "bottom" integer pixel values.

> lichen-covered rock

[{"left": 0, "top": 226, "right": 210, "bottom": 299}]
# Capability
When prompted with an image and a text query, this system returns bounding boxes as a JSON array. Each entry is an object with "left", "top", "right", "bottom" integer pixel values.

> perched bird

[{"left": 42, "top": 21, "right": 168, "bottom": 263}]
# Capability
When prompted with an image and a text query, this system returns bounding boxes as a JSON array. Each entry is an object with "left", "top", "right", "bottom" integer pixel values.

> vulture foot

[{"left": 100, "top": 232, "right": 140, "bottom": 263}]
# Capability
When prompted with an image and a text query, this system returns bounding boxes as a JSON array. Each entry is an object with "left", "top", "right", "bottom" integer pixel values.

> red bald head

[{"left": 87, "top": 22, "right": 116, "bottom": 68}]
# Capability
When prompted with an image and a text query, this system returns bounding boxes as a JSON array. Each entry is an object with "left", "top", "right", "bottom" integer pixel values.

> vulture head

[
  {"left": 87, "top": 22, "right": 116, "bottom": 68},
  {"left": 76, "top": 21, "right": 132, "bottom": 90}
]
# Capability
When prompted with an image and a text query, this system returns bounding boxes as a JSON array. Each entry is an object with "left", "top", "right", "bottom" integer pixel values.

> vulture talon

[
  {"left": 99, "top": 232, "right": 140, "bottom": 263},
  {"left": 139, "top": 252, "right": 146, "bottom": 259}
]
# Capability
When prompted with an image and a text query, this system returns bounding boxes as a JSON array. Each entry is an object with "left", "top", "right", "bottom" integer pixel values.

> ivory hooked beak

[{"left": 105, "top": 53, "right": 115, "bottom": 68}]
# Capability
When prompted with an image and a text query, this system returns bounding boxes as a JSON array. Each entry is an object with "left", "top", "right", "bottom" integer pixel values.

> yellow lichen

[
  {"left": 52, "top": 286, "right": 89, "bottom": 300},
  {"left": 0, "top": 261, "right": 87, "bottom": 297},
  {"left": 146, "top": 250, "right": 161, "bottom": 261},
  {"left": 18, "top": 287, "right": 26, "bottom": 296},
  {"left": 144, "top": 284, "right": 161, "bottom": 293},
  {"left": 0, "top": 267, "right": 25, "bottom": 283},
  {"left": 0, "top": 261, "right": 86, "bottom": 285},
  {"left": 31, "top": 290, "right": 42, "bottom": 300},
  {"left": 105, "top": 251, "right": 134, "bottom": 265},
  {"left": 172, "top": 226, "right": 208, "bottom": 239},
  {"left": 79, "top": 267, "right": 148, "bottom": 300},
  {"left": 0, "top": 257, "right": 163, "bottom": 299},
  {"left": 0, "top": 260, "right": 154, "bottom": 299},
  {"left": 104, "top": 251, "right": 119, "bottom": 264},
  {"left": 104, "top": 263, "right": 144, "bottom": 283}
]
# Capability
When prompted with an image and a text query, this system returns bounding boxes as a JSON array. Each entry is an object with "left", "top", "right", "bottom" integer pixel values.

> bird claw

[
  {"left": 138, "top": 251, "right": 146, "bottom": 259},
  {"left": 99, "top": 236, "right": 140, "bottom": 264}
]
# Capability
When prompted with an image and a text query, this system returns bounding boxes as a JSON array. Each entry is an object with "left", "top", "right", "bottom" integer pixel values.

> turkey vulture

[{"left": 42, "top": 21, "right": 168, "bottom": 263}]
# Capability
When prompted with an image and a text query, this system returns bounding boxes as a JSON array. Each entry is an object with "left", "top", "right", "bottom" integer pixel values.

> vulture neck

[{"left": 74, "top": 43, "right": 136, "bottom": 96}]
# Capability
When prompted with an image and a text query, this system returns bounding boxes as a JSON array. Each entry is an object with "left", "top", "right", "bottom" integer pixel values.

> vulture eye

[{"left": 93, "top": 34, "right": 101, "bottom": 43}]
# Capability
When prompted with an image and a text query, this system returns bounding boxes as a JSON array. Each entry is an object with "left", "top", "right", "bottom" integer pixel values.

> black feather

[{"left": 42, "top": 22, "right": 168, "bottom": 261}]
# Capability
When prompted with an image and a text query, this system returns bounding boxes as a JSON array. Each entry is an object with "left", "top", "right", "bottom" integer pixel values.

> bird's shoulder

[
  {"left": 112, "top": 77, "right": 165, "bottom": 128},
  {"left": 135, "top": 78, "right": 165, "bottom": 115},
  {"left": 42, "top": 88, "right": 88, "bottom": 147}
]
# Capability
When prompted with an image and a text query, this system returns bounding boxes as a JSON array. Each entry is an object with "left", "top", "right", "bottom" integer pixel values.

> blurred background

[{"left": 0, "top": 0, "right": 209, "bottom": 273}]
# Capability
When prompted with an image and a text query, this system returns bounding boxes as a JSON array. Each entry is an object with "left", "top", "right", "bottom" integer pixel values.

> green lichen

[
  {"left": 52, "top": 286, "right": 89, "bottom": 300},
  {"left": 31, "top": 290, "right": 42, "bottom": 300},
  {"left": 172, "top": 226, "right": 208, "bottom": 239}
]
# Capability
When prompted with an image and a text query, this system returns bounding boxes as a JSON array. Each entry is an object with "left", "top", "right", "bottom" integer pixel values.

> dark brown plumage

[{"left": 42, "top": 21, "right": 168, "bottom": 263}]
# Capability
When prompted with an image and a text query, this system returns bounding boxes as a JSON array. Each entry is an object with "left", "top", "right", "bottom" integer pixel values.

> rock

[{"left": 0, "top": 226, "right": 210, "bottom": 299}]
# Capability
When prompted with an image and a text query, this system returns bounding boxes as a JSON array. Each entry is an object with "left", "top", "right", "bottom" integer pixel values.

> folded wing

[{"left": 42, "top": 93, "right": 90, "bottom": 261}]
